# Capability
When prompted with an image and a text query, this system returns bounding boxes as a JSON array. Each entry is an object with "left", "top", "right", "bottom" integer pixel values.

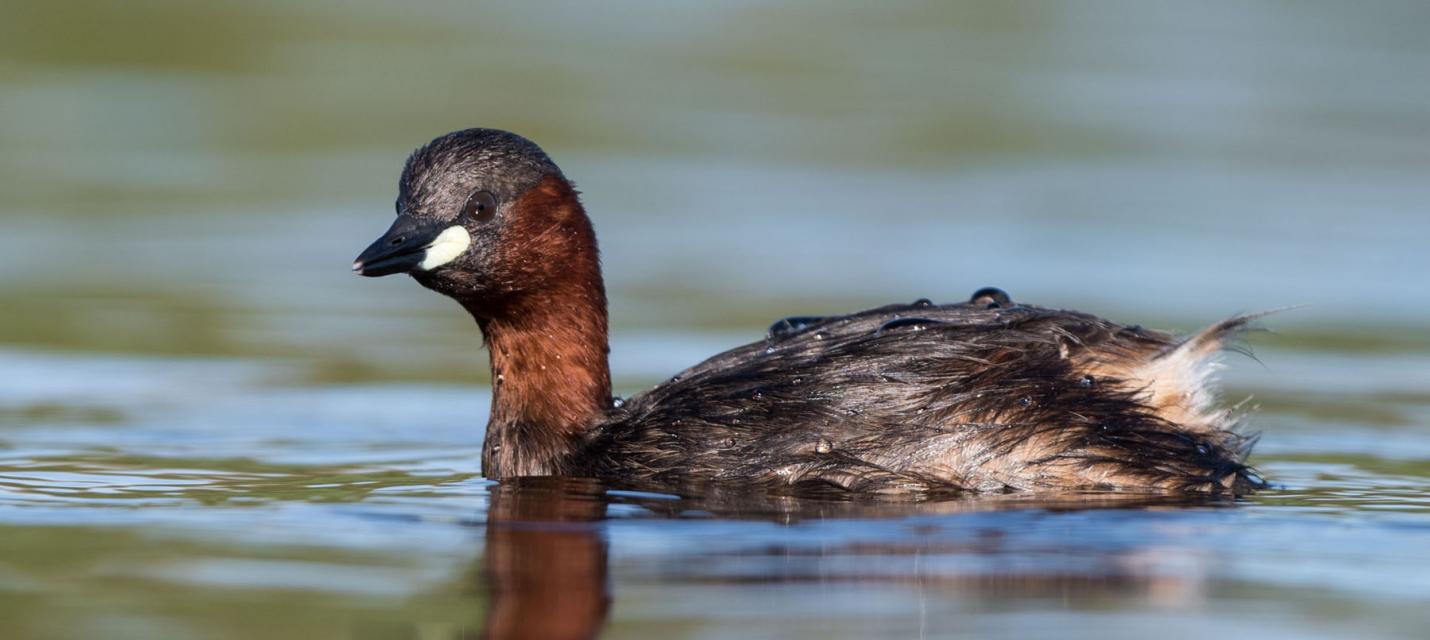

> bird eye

[{"left": 462, "top": 190, "right": 497, "bottom": 223}]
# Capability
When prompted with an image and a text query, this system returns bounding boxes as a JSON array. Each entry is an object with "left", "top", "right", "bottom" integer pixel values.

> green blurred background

[{"left": 5, "top": 0, "right": 1428, "bottom": 385}]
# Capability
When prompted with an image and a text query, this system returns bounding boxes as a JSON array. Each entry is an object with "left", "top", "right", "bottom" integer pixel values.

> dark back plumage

[{"left": 581, "top": 298, "right": 1261, "bottom": 494}]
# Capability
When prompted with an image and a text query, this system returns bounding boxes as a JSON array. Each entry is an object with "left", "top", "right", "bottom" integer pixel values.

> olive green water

[{"left": 4, "top": 2, "right": 1430, "bottom": 638}]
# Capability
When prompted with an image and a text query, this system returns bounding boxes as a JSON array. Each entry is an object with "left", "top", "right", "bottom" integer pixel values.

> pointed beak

[{"left": 352, "top": 215, "right": 471, "bottom": 277}]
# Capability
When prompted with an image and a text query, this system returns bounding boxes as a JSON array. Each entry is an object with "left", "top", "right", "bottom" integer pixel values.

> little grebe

[{"left": 353, "top": 128, "right": 1263, "bottom": 495}]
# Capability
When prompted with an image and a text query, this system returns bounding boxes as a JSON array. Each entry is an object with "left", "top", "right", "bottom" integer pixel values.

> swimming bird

[{"left": 353, "top": 128, "right": 1262, "bottom": 495}]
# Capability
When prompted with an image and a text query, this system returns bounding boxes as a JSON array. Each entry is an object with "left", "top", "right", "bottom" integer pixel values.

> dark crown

[{"left": 399, "top": 128, "right": 563, "bottom": 213}]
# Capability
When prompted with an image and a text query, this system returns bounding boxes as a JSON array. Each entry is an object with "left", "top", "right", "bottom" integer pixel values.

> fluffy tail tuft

[{"left": 1127, "top": 310, "right": 1284, "bottom": 434}]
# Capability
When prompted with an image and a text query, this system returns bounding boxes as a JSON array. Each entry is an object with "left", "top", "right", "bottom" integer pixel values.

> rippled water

[
  {"left": 4, "top": 342, "right": 1430, "bottom": 639},
  {"left": 5, "top": 2, "right": 1430, "bottom": 639}
]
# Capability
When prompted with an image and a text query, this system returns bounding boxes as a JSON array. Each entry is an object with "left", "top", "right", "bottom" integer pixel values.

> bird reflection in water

[
  {"left": 473, "top": 479, "right": 1234, "bottom": 639},
  {"left": 479, "top": 478, "right": 611, "bottom": 640}
]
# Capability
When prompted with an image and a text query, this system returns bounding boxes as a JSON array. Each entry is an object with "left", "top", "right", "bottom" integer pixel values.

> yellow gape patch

[{"left": 419, "top": 225, "right": 471, "bottom": 270}]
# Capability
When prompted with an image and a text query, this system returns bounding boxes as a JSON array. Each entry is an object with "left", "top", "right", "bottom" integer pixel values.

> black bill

[{"left": 352, "top": 215, "right": 450, "bottom": 277}]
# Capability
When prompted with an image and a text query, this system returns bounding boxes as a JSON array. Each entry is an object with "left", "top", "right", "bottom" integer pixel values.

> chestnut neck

[{"left": 463, "top": 176, "right": 612, "bottom": 478}]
